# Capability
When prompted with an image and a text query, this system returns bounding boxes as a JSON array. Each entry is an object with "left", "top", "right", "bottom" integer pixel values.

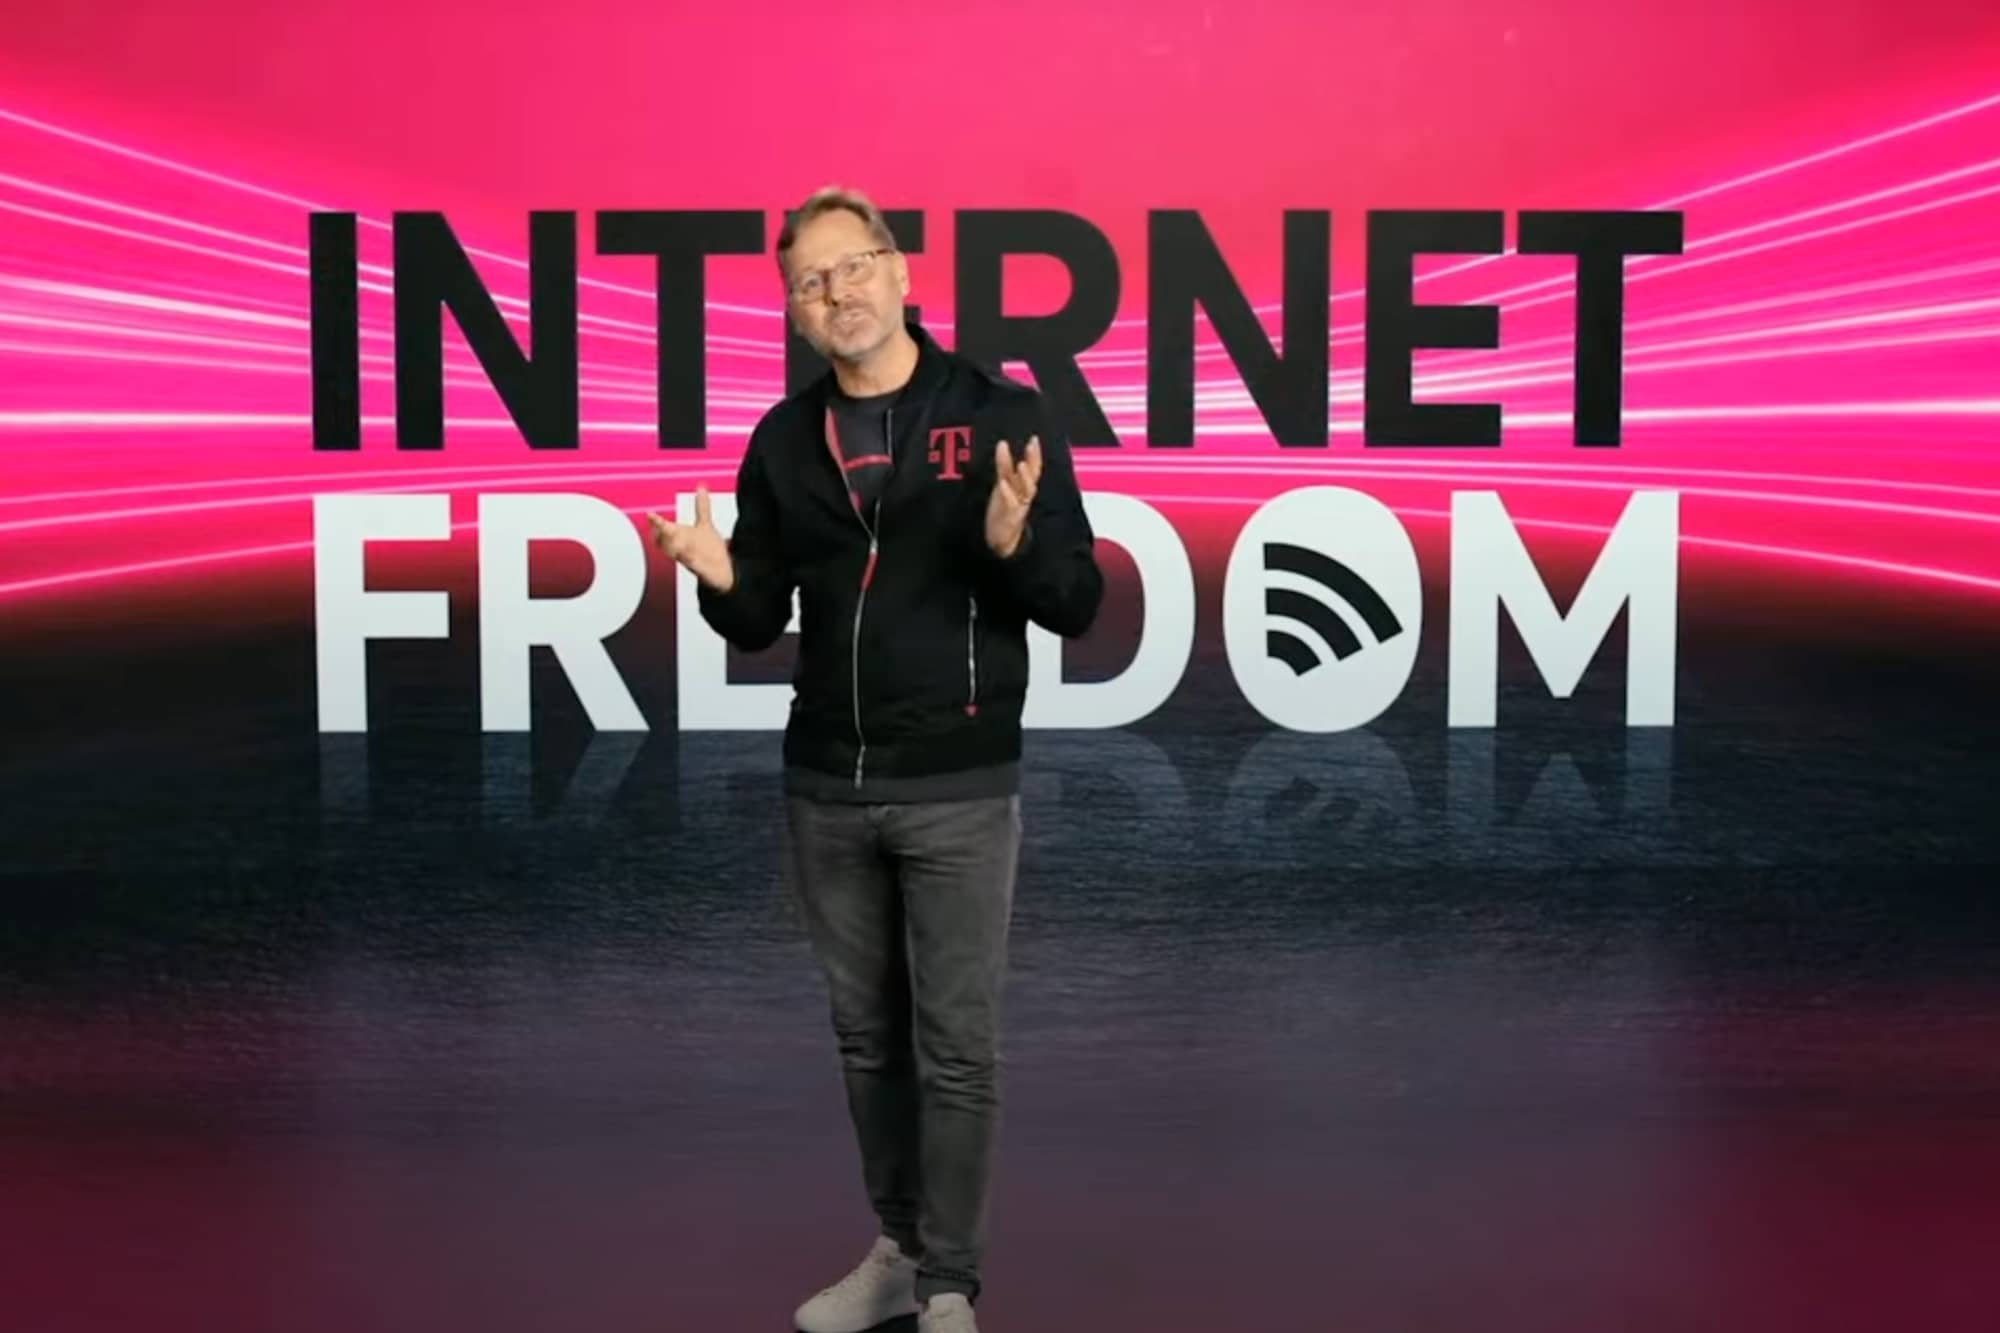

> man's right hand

[{"left": 646, "top": 485, "right": 736, "bottom": 592}]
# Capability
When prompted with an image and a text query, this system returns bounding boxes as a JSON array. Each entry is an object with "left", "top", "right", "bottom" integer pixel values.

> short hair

[{"left": 776, "top": 185, "right": 899, "bottom": 272}]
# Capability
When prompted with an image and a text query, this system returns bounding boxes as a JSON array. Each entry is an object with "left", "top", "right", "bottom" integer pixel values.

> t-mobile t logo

[{"left": 928, "top": 425, "right": 972, "bottom": 480}]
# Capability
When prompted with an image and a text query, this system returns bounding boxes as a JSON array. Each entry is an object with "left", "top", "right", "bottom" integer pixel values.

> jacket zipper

[
  {"left": 821, "top": 401, "right": 881, "bottom": 789},
  {"left": 851, "top": 532, "right": 874, "bottom": 787},
  {"left": 845, "top": 405, "right": 890, "bottom": 788},
  {"left": 965, "top": 595, "right": 979, "bottom": 717}
]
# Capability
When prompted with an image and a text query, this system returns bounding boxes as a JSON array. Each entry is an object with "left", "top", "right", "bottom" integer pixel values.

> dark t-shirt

[{"left": 829, "top": 385, "right": 899, "bottom": 521}]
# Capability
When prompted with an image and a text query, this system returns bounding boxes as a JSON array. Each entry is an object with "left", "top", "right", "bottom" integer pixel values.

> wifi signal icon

[
  {"left": 1262, "top": 542, "right": 1406, "bottom": 674},
  {"left": 1223, "top": 486, "right": 1424, "bottom": 732}
]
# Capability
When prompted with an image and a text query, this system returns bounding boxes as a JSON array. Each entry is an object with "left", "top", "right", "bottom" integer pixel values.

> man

[{"left": 647, "top": 186, "right": 1103, "bottom": 1333}]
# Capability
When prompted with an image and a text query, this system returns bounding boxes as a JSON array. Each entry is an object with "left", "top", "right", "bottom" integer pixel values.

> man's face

[{"left": 783, "top": 208, "right": 909, "bottom": 364}]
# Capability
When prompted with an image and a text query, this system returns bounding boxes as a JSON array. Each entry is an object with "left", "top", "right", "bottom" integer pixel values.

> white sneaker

[
  {"left": 792, "top": 1236, "right": 918, "bottom": 1333},
  {"left": 919, "top": 1292, "right": 978, "bottom": 1332}
]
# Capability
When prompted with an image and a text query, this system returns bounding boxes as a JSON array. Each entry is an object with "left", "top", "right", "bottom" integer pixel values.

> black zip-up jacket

[{"left": 696, "top": 319, "right": 1104, "bottom": 795}]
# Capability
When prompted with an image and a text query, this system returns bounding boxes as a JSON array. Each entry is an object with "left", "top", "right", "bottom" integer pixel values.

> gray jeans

[{"left": 783, "top": 793, "right": 1022, "bottom": 1306}]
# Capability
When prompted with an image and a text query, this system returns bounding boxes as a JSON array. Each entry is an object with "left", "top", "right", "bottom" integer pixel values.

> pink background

[{"left": 3, "top": 0, "right": 2000, "bottom": 619}]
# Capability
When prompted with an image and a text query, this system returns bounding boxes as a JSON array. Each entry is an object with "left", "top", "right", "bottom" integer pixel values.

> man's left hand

[{"left": 985, "top": 436, "right": 1042, "bottom": 558}]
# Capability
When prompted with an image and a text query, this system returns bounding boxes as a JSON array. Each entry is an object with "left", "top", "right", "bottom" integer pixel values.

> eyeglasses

[{"left": 788, "top": 248, "right": 895, "bottom": 303}]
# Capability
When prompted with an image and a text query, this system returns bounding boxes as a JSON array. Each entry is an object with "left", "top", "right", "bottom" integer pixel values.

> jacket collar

[
  {"left": 811, "top": 314, "right": 949, "bottom": 407},
  {"left": 903, "top": 315, "right": 951, "bottom": 400}
]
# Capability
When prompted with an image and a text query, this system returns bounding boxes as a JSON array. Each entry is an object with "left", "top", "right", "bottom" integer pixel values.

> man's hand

[
  {"left": 985, "top": 436, "right": 1042, "bottom": 558},
  {"left": 646, "top": 484, "right": 736, "bottom": 591}
]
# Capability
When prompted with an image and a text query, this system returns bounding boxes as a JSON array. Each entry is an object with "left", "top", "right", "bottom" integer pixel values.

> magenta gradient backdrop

[
  {"left": 7, "top": 13, "right": 2000, "bottom": 1333},
  {"left": 2, "top": 0, "right": 2000, "bottom": 636}
]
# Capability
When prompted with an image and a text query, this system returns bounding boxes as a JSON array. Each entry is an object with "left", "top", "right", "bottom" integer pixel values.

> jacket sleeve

[
  {"left": 695, "top": 430, "right": 795, "bottom": 652},
  {"left": 978, "top": 405, "right": 1104, "bottom": 639}
]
